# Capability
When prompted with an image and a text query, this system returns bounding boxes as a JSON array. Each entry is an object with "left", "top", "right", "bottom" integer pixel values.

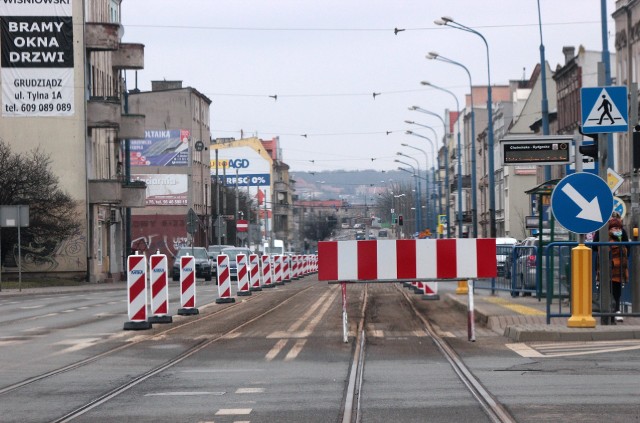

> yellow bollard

[
  {"left": 567, "top": 244, "right": 596, "bottom": 328},
  {"left": 456, "top": 280, "right": 468, "bottom": 295}
]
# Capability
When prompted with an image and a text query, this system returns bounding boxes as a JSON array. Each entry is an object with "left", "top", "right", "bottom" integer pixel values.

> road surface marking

[
  {"left": 265, "top": 339, "right": 288, "bottom": 361},
  {"left": 236, "top": 387, "right": 265, "bottom": 394},
  {"left": 215, "top": 408, "right": 252, "bottom": 415},
  {"left": 508, "top": 340, "right": 640, "bottom": 357},
  {"left": 484, "top": 297, "right": 546, "bottom": 316},
  {"left": 145, "top": 391, "right": 225, "bottom": 396},
  {"left": 284, "top": 339, "right": 307, "bottom": 361}
]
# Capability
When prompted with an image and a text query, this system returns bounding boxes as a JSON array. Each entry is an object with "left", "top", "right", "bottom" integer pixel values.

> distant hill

[{"left": 291, "top": 169, "right": 413, "bottom": 202}]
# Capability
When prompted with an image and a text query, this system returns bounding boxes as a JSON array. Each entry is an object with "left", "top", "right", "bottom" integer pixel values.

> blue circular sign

[{"left": 551, "top": 173, "right": 613, "bottom": 234}]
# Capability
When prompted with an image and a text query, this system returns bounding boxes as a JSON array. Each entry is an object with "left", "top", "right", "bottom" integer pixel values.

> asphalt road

[{"left": 1, "top": 278, "right": 640, "bottom": 422}]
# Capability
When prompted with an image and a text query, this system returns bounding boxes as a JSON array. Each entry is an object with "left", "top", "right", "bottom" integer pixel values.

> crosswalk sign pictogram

[{"left": 581, "top": 86, "right": 628, "bottom": 134}]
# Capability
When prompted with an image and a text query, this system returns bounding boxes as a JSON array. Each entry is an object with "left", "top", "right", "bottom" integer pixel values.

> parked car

[
  {"left": 219, "top": 247, "right": 252, "bottom": 280},
  {"left": 341, "top": 223, "right": 350, "bottom": 229},
  {"left": 172, "top": 247, "right": 213, "bottom": 282},
  {"left": 353, "top": 223, "right": 364, "bottom": 229},
  {"left": 496, "top": 237, "right": 518, "bottom": 277},
  {"left": 512, "top": 237, "right": 571, "bottom": 293},
  {"left": 207, "top": 244, "right": 233, "bottom": 260},
  {"left": 377, "top": 229, "right": 389, "bottom": 239}
]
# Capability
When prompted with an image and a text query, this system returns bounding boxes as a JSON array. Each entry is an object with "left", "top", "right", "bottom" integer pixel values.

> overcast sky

[{"left": 121, "top": 0, "right": 614, "bottom": 173}]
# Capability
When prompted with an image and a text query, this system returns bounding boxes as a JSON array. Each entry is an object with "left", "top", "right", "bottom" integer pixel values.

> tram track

[
  {"left": 341, "top": 283, "right": 516, "bottom": 423},
  {"left": 0, "top": 283, "right": 315, "bottom": 399}
]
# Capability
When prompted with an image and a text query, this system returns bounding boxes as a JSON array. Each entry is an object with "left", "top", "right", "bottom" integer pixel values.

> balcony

[
  {"left": 85, "top": 22, "right": 121, "bottom": 51},
  {"left": 87, "top": 97, "right": 120, "bottom": 128},
  {"left": 112, "top": 43, "right": 145, "bottom": 70},
  {"left": 88, "top": 180, "right": 146, "bottom": 208},
  {"left": 450, "top": 175, "right": 471, "bottom": 192}
]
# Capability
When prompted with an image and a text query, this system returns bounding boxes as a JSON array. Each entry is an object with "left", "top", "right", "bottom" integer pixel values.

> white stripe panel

[
  {"left": 338, "top": 241, "right": 358, "bottom": 280},
  {"left": 416, "top": 239, "right": 437, "bottom": 279},
  {"left": 377, "top": 240, "right": 397, "bottom": 279},
  {"left": 456, "top": 239, "right": 478, "bottom": 278}
]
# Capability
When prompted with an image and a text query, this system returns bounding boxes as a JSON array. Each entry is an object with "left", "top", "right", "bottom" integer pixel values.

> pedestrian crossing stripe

[{"left": 581, "top": 86, "right": 628, "bottom": 134}]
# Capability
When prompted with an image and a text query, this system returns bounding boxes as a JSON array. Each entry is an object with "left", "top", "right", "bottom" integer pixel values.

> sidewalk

[
  {"left": 0, "top": 281, "right": 126, "bottom": 297},
  {"left": 444, "top": 286, "right": 640, "bottom": 342}
]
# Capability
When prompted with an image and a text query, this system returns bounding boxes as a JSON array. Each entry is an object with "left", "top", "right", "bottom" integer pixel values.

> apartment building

[{"left": 0, "top": 0, "right": 145, "bottom": 282}]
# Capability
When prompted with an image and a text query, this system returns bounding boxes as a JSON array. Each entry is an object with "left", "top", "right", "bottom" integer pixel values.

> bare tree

[{"left": 0, "top": 139, "right": 81, "bottom": 266}]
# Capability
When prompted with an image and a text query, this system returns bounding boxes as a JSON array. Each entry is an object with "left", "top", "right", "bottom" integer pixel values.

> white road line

[
  {"left": 506, "top": 343, "right": 547, "bottom": 358},
  {"left": 145, "top": 391, "right": 225, "bottom": 396},
  {"left": 236, "top": 387, "right": 265, "bottom": 394},
  {"left": 19, "top": 305, "right": 45, "bottom": 310},
  {"left": 284, "top": 339, "right": 307, "bottom": 361},
  {"left": 287, "top": 289, "right": 334, "bottom": 333},
  {"left": 215, "top": 408, "right": 252, "bottom": 415},
  {"left": 265, "top": 339, "right": 288, "bottom": 361},
  {"left": 302, "top": 290, "right": 339, "bottom": 334}
]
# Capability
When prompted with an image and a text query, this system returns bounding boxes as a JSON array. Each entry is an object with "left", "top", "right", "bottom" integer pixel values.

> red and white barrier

[
  {"left": 318, "top": 239, "right": 496, "bottom": 281},
  {"left": 149, "top": 253, "right": 172, "bottom": 323},
  {"left": 249, "top": 254, "right": 262, "bottom": 291},
  {"left": 236, "top": 253, "right": 251, "bottom": 297},
  {"left": 261, "top": 255, "right": 273, "bottom": 288},
  {"left": 178, "top": 255, "right": 199, "bottom": 315},
  {"left": 273, "top": 255, "right": 283, "bottom": 285},
  {"left": 124, "top": 253, "right": 151, "bottom": 330},
  {"left": 283, "top": 255, "right": 291, "bottom": 283},
  {"left": 216, "top": 254, "right": 235, "bottom": 303}
]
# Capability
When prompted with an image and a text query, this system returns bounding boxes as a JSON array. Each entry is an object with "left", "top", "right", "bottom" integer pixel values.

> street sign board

[
  {"left": 607, "top": 167, "right": 624, "bottom": 193},
  {"left": 501, "top": 136, "right": 572, "bottom": 166},
  {"left": 551, "top": 173, "right": 613, "bottom": 234},
  {"left": 580, "top": 86, "right": 628, "bottom": 134},
  {"left": 186, "top": 208, "right": 198, "bottom": 234},
  {"left": 236, "top": 219, "right": 248, "bottom": 232},
  {"left": 613, "top": 196, "right": 626, "bottom": 220}
]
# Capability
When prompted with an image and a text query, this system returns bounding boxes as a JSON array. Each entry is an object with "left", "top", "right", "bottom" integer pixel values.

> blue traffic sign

[
  {"left": 581, "top": 86, "right": 628, "bottom": 134},
  {"left": 551, "top": 173, "right": 613, "bottom": 234}
]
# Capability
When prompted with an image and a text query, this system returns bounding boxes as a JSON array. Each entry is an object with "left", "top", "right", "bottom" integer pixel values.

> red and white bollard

[
  {"left": 261, "top": 254, "right": 273, "bottom": 288},
  {"left": 216, "top": 254, "right": 235, "bottom": 304},
  {"left": 283, "top": 255, "right": 291, "bottom": 283},
  {"left": 149, "top": 253, "right": 172, "bottom": 324},
  {"left": 236, "top": 253, "right": 252, "bottom": 297},
  {"left": 178, "top": 254, "right": 199, "bottom": 315},
  {"left": 249, "top": 254, "right": 262, "bottom": 291},
  {"left": 273, "top": 255, "right": 284, "bottom": 285},
  {"left": 124, "top": 253, "right": 152, "bottom": 330}
]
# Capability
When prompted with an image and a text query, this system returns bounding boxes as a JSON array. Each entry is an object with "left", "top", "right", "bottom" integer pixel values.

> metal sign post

[{"left": 0, "top": 205, "right": 30, "bottom": 292}]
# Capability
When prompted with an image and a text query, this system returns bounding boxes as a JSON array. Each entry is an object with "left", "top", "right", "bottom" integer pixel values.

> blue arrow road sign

[
  {"left": 581, "top": 86, "right": 628, "bottom": 134},
  {"left": 551, "top": 173, "right": 613, "bottom": 234}
]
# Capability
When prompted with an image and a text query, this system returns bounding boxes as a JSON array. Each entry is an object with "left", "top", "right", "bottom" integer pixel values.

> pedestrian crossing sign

[{"left": 581, "top": 86, "right": 628, "bottom": 134}]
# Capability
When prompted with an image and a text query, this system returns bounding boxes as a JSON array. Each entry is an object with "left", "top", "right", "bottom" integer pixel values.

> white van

[{"left": 263, "top": 239, "right": 284, "bottom": 255}]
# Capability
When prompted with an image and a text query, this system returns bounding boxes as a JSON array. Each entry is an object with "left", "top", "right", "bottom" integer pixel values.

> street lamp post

[
  {"left": 421, "top": 81, "right": 463, "bottom": 238},
  {"left": 397, "top": 152, "right": 423, "bottom": 232},
  {"left": 405, "top": 128, "right": 440, "bottom": 232},
  {"left": 401, "top": 143, "right": 434, "bottom": 232},
  {"left": 395, "top": 159, "right": 421, "bottom": 235},
  {"left": 426, "top": 52, "right": 477, "bottom": 238},
  {"left": 435, "top": 16, "right": 496, "bottom": 237},
  {"left": 408, "top": 106, "right": 451, "bottom": 238}
]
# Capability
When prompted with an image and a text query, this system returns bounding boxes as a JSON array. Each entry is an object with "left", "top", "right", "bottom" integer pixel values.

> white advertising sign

[
  {"left": 1, "top": 0, "right": 75, "bottom": 117},
  {"left": 134, "top": 174, "right": 188, "bottom": 206}
]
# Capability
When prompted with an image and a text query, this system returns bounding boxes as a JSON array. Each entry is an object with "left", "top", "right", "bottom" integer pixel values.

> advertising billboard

[
  {"left": 212, "top": 146, "right": 270, "bottom": 187},
  {"left": 133, "top": 174, "right": 188, "bottom": 206},
  {"left": 1, "top": 1, "right": 74, "bottom": 117},
  {"left": 131, "top": 129, "right": 190, "bottom": 167}
]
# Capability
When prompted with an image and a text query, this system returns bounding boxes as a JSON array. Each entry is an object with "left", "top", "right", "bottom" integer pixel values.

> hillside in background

[{"left": 291, "top": 169, "right": 414, "bottom": 203}]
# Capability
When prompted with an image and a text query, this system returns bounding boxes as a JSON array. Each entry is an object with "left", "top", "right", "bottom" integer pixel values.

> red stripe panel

[
  {"left": 155, "top": 301, "right": 168, "bottom": 314},
  {"left": 152, "top": 277, "right": 165, "bottom": 297},
  {"left": 184, "top": 296, "right": 195, "bottom": 308},
  {"left": 436, "top": 239, "right": 457, "bottom": 279},
  {"left": 476, "top": 238, "right": 497, "bottom": 277},
  {"left": 396, "top": 240, "right": 416, "bottom": 279},
  {"left": 130, "top": 275, "right": 145, "bottom": 300},
  {"left": 151, "top": 255, "right": 163, "bottom": 268},
  {"left": 318, "top": 241, "right": 338, "bottom": 281},
  {"left": 129, "top": 255, "right": 144, "bottom": 270},
  {"left": 182, "top": 274, "right": 194, "bottom": 292},
  {"left": 357, "top": 240, "right": 378, "bottom": 280},
  {"left": 132, "top": 306, "right": 146, "bottom": 321}
]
